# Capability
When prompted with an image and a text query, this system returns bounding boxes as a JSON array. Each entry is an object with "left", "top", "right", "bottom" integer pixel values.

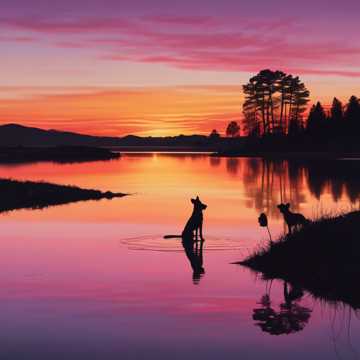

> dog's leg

[
  {"left": 288, "top": 224, "right": 292, "bottom": 235},
  {"left": 195, "top": 227, "right": 199, "bottom": 242}
]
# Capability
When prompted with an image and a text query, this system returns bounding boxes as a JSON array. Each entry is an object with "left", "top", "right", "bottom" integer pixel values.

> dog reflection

[
  {"left": 182, "top": 237, "right": 205, "bottom": 285},
  {"left": 252, "top": 281, "right": 312, "bottom": 335}
]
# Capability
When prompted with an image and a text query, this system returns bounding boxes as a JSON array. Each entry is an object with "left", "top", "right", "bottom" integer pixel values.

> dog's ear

[
  {"left": 286, "top": 203, "right": 290, "bottom": 209},
  {"left": 196, "top": 196, "right": 200, "bottom": 200}
]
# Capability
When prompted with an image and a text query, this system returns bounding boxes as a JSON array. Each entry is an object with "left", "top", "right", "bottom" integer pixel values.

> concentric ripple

[{"left": 120, "top": 235, "right": 247, "bottom": 252}]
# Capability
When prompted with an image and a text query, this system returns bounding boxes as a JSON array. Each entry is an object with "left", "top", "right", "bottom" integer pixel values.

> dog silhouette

[
  {"left": 164, "top": 196, "right": 207, "bottom": 241},
  {"left": 277, "top": 203, "right": 309, "bottom": 234}
]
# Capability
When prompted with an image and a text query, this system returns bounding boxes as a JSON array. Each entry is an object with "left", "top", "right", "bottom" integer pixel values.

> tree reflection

[
  {"left": 242, "top": 159, "right": 305, "bottom": 219},
  {"left": 304, "top": 160, "right": 360, "bottom": 203},
  {"left": 209, "top": 156, "right": 221, "bottom": 168},
  {"left": 235, "top": 158, "right": 360, "bottom": 218},
  {"left": 226, "top": 158, "right": 240, "bottom": 175}
]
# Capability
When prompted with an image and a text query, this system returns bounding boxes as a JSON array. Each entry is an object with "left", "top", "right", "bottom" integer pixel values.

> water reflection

[
  {"left": 253, "top": 281, "right": 312, "bottom": 336},
  {"left": 210, "top": 158, "right": 360, "bottom": 218},
  {"left": 0, "top": 154, "right": 360, "bottom": 359},
  {"left": 209, "top": 156, "right": 221, "bottom": 168},
  {"left": 182, "top": 239, "right": 205, "bottom": 285},
  {"left": 243, "top": 159, "right": 304, "bottom": 218},
  {"left": 226, "top": 158, "right": 240, "bottom": 175}
]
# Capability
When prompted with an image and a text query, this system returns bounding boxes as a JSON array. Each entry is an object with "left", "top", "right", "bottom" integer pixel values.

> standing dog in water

[
  {"left": 164, "top": 196, "right": 207, "bottom": 241},
  {"left": 277, "top": 203, "right": 309, "bottom": 234}
]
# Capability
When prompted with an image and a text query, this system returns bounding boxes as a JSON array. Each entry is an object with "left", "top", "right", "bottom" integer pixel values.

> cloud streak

[
  {"left": 1, "top": 15, "right": 360, "bottom": 77},
  {"left": 1, "top": 3, "right": 359, "bottom": 135},
  {"left": 0, "top": 85, "right": 243, "bottom": 136}
]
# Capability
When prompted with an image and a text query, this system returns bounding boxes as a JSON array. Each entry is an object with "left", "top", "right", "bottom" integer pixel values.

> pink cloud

[
  {"left": 0, "top": 35, "right": 34, "bottom": 42},
  {"left": 0, "top": 17, "right": 140, "bottom": 33},
  {"left": 143, "top": 15, "right": 221, "bottom": 27},
  {"left": 1, "top": 15, "right": 359, "bottom": 77}
]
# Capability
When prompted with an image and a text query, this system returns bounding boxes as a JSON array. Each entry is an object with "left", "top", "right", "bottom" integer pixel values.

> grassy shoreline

[
  {"left": 0, "top": 179, "right": 127, "bottom": 213},
  {"left": 238, "top": 211, "right": 360, "bottom": 308}
]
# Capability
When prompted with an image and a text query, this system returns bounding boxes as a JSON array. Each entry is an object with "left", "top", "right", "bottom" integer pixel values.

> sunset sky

[{"left": 1, "top": 0, "right": 360, "bottom": 136}]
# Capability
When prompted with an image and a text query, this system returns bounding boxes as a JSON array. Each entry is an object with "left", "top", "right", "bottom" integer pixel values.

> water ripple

[{"left": 120, "top": 235, "right": 247, "bottom": 252}]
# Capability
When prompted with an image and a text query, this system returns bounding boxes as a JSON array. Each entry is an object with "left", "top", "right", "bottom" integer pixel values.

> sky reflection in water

[{"left": 0, "top": 154, "right": 359, "bottom": 359}]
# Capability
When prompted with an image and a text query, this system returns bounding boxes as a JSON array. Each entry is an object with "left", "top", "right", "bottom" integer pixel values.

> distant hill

[
  {"left": 0, "top": 124, "right": 121, "bottom": 147},
  {"left": 0, "top": 123, "right": 229, "bottom": 149}
]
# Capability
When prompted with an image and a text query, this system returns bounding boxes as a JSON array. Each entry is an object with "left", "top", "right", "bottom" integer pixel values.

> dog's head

[
  {"left": 191, "top": 196, "right": 207, "bottom": 211},
  {"left": 277, "top": 203, "right": 290, "bottom": 213}
]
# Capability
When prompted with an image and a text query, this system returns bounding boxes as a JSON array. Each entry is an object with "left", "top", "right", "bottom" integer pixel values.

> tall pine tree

[
  {"left": 306, "top": 102, "right": 327, "bottom": 137},
  {"left": 344, "top": 96, "right": 360, "bottom": 134}
]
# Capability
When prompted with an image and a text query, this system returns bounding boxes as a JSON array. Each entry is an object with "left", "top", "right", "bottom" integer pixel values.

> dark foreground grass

[
  {"left": 0, "top": 179, "right": 127, "bottom": 212},
  {"left": 239, "top": 211, "right": 360, "bottom": 308}
]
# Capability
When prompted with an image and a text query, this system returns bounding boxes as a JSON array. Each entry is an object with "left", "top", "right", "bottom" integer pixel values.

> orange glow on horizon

[
  {"left": 0, "top": 83, "right": 358, "bottom": 137},
  {"left": 0, "top": 86, "right": 243, "bottom": 136}
]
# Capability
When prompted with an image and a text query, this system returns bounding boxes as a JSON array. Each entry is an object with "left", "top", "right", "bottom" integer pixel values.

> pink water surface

[{"left": 0, "top": 154, "right": 358, "bottom": 359}]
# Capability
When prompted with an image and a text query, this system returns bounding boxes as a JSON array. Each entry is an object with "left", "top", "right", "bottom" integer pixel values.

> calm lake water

[{"left": 0, "top": 153, "right": 359, "bottom": 359}]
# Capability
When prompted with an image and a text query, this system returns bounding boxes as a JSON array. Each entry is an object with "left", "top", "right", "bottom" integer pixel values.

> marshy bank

[
  {"left": 238, "top": 211, "right": 360, "bottom": 308},
  {"left": 0, "top": 146, "right": 120, "bottom": 164},
  {"left": 0, "top": 179, "right": 127, "bottom": 213}
]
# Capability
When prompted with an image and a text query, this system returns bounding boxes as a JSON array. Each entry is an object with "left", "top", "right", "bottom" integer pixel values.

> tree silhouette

[
  {"left": 278, "top": 72, "right": 291, "bottom": 132},
  {"left": 344, "top": 96, "right": 360, "bottom": 134},
  {"left": 330, "top": 97, "right": 344, "bottom": 134},
  {"left": 243, "top": 102, "right": 260, "bottom": 137},
  {"left": 288, "top": 117, "right": 303, "bottom": 136},
  {"left": 226, "top": 121, "right": 241, "bottom": 137},
  {"left": 209, "top": 129, "right": 221, "bottom": 141},
  {"left": 242, "top": 70, "right": 310, "bottom": 136},
  {"left": 243, "top": 78, "right": 263, "bottom": 134},
  {"left": 306, "top": 102, "right": 327, "bottom": 137},
  {"left": 289, "top": 78, "right": 310, "bottom": 132},
  {"left": 331, "top": 97, "right": 343, "bottom": 123}
]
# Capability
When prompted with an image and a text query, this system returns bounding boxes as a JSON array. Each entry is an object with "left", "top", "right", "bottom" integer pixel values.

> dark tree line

[
  {"left": 306, "top": 96, "right": 360, "bottom": 139},
  {"left": 240, "top": 69, "right": 360, "bottom": 151},
  {"left": 209, "top": 121, "right": 241, "bottom": 140},
  {"left": 209, "top": 70, "right": 360, "bottom": 152}
]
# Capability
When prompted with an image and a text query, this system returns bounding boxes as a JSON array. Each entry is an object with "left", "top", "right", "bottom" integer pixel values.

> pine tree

[
  {"left": 344, "top": 96, "right": 360, "bottom": 134},
  {"left": 330, "top": 97, "right": 343, "bottom": 134},
  {"left": 290, "top": 79, "right": 310, "bottom": 132},
  {"left": 306, "top": 102, "right": 327, "bottom": 137},
  {"left": 242, "top": 70, "right": 310, "bottom": 137}
]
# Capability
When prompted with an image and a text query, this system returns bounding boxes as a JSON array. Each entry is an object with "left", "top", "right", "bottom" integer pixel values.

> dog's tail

[{"left": 164, "top": 235, "right": 182, "bottom": 239}]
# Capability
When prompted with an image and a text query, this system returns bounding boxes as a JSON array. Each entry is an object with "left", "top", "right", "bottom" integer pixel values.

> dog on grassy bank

[{"left": 277, "top": 203, "right": 310, "bottom": 234}]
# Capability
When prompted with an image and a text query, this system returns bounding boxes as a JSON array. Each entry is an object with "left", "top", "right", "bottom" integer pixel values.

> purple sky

[{"left": 0, "top": 0, "right": 359, "bottom": 135}]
